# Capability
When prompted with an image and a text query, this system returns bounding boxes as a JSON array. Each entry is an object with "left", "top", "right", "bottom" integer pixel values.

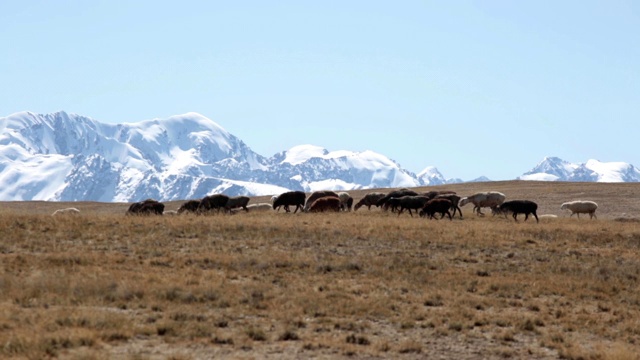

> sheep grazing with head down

[
  {"left": 459, "top": 191, "right": 506, "bottom": 216},
  {"left": 225, "top": 196, "right": 250, "bottom": 213},
  {"left": 177, "top": 200, "right": 201, "bottom": 214},
  {"left": 127, "top": 199, "right": 165, "bottom": 215},
  {"left": 337, "top": 192, "right": 353, "bottom": 211},
  {"left": 497, "top": 200, "right": 539, "bottom": 223},
  {"left": 305, "top": 191, "right": 340, "bottom": 212},
  {"left": 560, "top": 200, "right": 598, "bottom": 219},
  {"left": 354, "top": 192, "right": 386, "bottom": 211},
  {"left": 308, "top": 196, "right": 341, "bottom": 213}
]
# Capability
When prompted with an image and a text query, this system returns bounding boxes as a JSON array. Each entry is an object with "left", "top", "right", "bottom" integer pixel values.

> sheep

[
  {"left": 163, "top": 210, "right": 178, "bottom": 216},
  {"left": 421, "top": 190, "right": 456, "bottom": 200},
  {"left": 376, "top": 189, "right": 419, "bottom": 210},
  {"left": 308, "top": 196, "right": 341, "bottom": 212},
  {"left": 305, "top": 191, "right": 340, "bottom": 211},
  {"left": 419, "top": 198, "right": 453, "bottom": 220},
  {"left": 337, "top": 192, "right": 353, "bottom": 211},
  {"left": 177, "top": 200, "right": 201, "bottom": 214},
  {"left": 459, "top": 191, "right": 506, "bottom": 216},
  {"left": 354, "top": 192, "right": 386, "bottom": 211},
  {"left": 434, "top": 193, "right": 462, "bottom": 219},
  {"left": 560, "top": 200, "right": 598, "bottom": 219},
  {"left": 246, "top": 203, "right": 273, "bottom": 211},
  {"left": 197, "top": 194, "right": 230, "bottom": 214},
  {"left": 52, "top": 207, "right": 80, "bottom": 216},
  {"left": 273, "top": 191, "right": 306, "bottom": 213},
  {"left": 127, "top": 199, "right": 165, "bottom": 215},
  {"left": 497, "top": 200, "right": 539, "bottom": 223},
  {"left": 225, "top": 196, "right": 250, "bottom": 212},
  {"left": 396, "top": 196, "right": 431, "bottom": 217}
]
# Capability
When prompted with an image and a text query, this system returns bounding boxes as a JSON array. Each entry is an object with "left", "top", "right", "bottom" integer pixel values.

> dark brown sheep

[
  {"left": 308, "top": 196, "right": 341, "bottom": 213},
  {"left": 435, "top": 193, "right": 463, "bottom": 219},
  {"left": 354, "top": 192, "right": 386, "bottom": 211},
  {"left": 396, "top": 196, "right": 431, "bottom": 217},
  {"left": 376, "top": 189, "right": 419, "bottom": 210},
  {"left": 419, "top": 198, "right": 453, "bottom": 220},
  {"left": 177, "top": 200, "right": 200, "bottom": 214},
  {"left": 197, "top": 194, "right": 230, "bottom": 214},
  {"left": 225, "top": 196, "right": 250, "bottom": 212},
  {"left": 127, "top": 199, "right": 165, "bottom": 215},
  {"left": 273, "top": 191, "right": 306, "bottom": 213},
  {"left": 305, "top": 191, "right": 340, "bottom": 211}
]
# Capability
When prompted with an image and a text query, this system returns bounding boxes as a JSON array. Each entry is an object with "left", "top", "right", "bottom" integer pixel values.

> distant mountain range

[{"left": 1, "top": 111, "right": 638, "bottom": 202}]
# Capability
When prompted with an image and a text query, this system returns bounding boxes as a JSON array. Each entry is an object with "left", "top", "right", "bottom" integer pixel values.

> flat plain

[{"left": 1, "top": 181, "right": 640, "bottom": 359}]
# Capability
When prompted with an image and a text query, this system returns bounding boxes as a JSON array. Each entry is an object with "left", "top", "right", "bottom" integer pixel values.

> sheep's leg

[
  {"left": 533, "top": 212, "right": 539, "bottom": 223},
  {"left": 512, "top": 213, "right": 519, "bottom": 222}
]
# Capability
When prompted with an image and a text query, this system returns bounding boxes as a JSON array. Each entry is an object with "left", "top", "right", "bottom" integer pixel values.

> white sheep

[
  {"left": 337, "top": 191, "right": 353, "bottom": 211},
  {"left": 247, "top": 203, "right": 273, "bottom": 211},
  {"left": 52, "top": 207, "right": 80, "bottom": 216},
  {"left": 459, "top": 191, "right": 506, "bottom": 216},
  {"left": 163, "top": 210, "right": 178, "bottom": 216},
  {"left": 560, "top": 200, "right": 598, "bottom": 219}
]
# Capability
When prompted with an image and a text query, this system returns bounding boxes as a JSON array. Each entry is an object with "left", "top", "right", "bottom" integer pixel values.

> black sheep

[
  {"left": 273, "top": 191, "right": 306, "bottom": 213},
  {"left": 497, "top": 200, "right": 539, "bottom": 223}
]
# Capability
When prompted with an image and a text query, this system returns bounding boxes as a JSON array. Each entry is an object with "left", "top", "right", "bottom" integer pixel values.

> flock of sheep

[{"left": 102, "top": 189, "right": 600, "bottom": 223}]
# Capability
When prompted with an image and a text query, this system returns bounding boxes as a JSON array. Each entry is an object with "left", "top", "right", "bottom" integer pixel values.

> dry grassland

[{"left": 1, "top": 181, "right": 640, "bottom": 359}]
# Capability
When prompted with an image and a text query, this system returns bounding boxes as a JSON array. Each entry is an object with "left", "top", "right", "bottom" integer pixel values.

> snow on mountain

[
  {"left": 417, "top": 166, "right": 447, "bottom": 185},
  {"left": 3, "top": 111, "right": 638, "bottom": 202},
  {"left": 519, "top": 157, "right": 640, "bottom": 182},
  {"left": 0, "top": 111, "right": 431, "bottom": 202}
]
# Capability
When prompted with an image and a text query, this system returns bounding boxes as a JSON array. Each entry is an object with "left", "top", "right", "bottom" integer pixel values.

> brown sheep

[
  {"left": 305, "top": 190, "right": 340, "bottom": 211},
  {"left": 177, "top": 200, "right": 201, "bottom": 214},
  {"left": 308, "top": 196, "right": 341, "bottom": 213}
]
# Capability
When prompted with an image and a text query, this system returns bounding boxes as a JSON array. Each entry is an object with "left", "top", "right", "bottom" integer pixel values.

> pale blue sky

[{"left": 2, "top": 1, "right": 638, "bottom": 180}]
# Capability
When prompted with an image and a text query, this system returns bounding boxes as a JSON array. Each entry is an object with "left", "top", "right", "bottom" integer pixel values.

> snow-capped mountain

[
  {"left": 519, "top": 157, "right": 640, "bottom": 182},
  {"left": 4, "top": 111, "right": 636, "bottom": 202},
  {"left": 0, "top": 111, "right": 443, "bottom": 201}
]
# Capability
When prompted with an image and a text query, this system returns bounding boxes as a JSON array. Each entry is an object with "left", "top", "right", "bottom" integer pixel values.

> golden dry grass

[{"left": 1, "top": 181, "right": 640, "bottom": 359}]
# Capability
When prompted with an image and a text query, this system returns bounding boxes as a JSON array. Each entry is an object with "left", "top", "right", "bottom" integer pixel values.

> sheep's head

[
  {"left": 560, "top": 203, "right": 568, "bottom": 210},
  {"left": 459, "top": 197, "right": 470, "bottom": 207}
]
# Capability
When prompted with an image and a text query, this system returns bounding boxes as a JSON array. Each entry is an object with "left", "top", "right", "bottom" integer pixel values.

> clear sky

[{"left": 2, "top": 1, "right": 638, "bottom": 181}]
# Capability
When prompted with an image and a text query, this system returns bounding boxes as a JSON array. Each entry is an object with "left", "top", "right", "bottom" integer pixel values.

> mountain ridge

[{"left": 1, "top": 111, "right": 639, "bottom": 201}]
